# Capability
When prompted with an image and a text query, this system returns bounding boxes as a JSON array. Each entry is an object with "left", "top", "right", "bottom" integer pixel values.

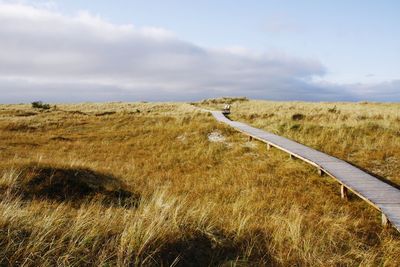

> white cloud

[{"left": 0, "top": 3, "right": 396, "bottom": 103}]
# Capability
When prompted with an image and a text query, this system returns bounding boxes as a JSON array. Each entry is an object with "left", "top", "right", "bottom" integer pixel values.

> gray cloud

[
  {"left": 0, "top": 3, "right": 396, "bottom": 103},
  {"left": 347, "top": 80, "right": 400, "bottom": 102}
]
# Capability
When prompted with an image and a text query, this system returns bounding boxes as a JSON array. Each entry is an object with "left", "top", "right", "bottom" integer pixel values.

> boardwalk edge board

[{"left": 206, "top": 109, "right": 400, "bottom": 233}]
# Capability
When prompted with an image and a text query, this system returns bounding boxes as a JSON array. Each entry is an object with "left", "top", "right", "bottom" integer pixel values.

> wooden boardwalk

[{"left": 209, "top": 110, "right": 400, "bottom": 233}]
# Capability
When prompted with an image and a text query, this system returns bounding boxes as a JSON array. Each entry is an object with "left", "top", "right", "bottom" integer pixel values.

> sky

[{"left": 0, "top": 0, "right": 399, "bottom": 103}]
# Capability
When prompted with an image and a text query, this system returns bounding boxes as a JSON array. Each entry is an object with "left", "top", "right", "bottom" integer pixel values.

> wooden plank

[{"left": 208, "top": 110, "right": 400, "bottom": 233}]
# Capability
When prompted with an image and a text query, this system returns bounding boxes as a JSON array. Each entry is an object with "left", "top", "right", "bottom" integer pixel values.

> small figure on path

[{"left": 222, "top": 104, "right": 231, "bottom": 115}]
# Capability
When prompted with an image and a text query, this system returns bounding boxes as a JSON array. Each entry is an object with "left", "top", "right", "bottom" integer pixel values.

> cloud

[
  {"left": 0, "top": 3, "right": 396, "bottom": 103},
  {"left": 348, "top": 80, "right": 400, "bottom": 101}
]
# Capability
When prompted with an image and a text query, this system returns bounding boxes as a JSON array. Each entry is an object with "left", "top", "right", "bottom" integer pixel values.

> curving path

[{"left": 209, "top": 110, "right": 400, "bottom": 233}]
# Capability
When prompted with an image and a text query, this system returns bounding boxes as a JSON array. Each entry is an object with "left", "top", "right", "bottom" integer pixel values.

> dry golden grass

[
  {"left": 199, "top": 98, "right": 400, "bottom": 186},
  {"left": 0, "top": 100, "right": 400, "bottom": 266}
]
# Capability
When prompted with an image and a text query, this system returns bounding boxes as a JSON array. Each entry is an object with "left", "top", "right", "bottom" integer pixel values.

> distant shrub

[
  {"left": 290, "top": 124, "right": 301, "bottom": 131},
  {"left": 357, "top": 115, "right": 368, "bottom": 120},
  {"left": 69, "top": 110, "right": 88, "bottom": 116},
  {"left": 366, "top": 122, "right": 381, "bottom": 131},
  {"left": 248, "top": 113, "right": 259, "bottom": 120},
  {"left": 277, "top": 123, "right": 287, "bottom": 133},
  {"left": 127, "top": 109, "right": 141, "bottom": 115},
  {"left": 95, "top": 111, "right": 116, "bottom": 116},
  {"left": 15, "top": 111, "right": 37, "bottom": 117},
  {"left": 371, "top": 114, "right": 384, "bottom": 120},
  {"left": 201, "top": 97, "right": 249, "bottom": 105},
  {"left": 50, "top": 136, "right": 73, "bottom": 142},
  {"left": 5, "top": 122, "right": 37, "bottom": 132},
  {"left": 32, "top": 101, "right": 51, "bottom": 110},
  {"left": 291, "top": 113, "right": 305, "bottom": 121},
  {"left": 262, "top": 113, "right": 274, "bottom": 118},
  {"left": 327, "top": 106, "right": 339, "bottom": 113}
]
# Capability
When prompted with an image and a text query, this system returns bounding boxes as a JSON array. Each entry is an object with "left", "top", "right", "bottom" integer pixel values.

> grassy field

[
  {"left": 1, "top": 100, "right": 400, "bottom": 266},
  {"left": 199, "top": 98, "right": 400, "bottom": 186}
]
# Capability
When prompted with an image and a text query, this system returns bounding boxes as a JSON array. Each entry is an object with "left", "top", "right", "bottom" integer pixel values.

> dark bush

[
  {"left": 290, "top": 124, "right": 301, "bottom": 131},
  {"left": 201, "top": 97, "right": 249, "bottom": 105},
  {"left": 95, "top": 111, "right": 116, "bottom": 116},
  {"left": 248, "top": 113, "right": 259, "bottom": 120},
  {"left": 262, "top": 113, "right": 274, "bottom": 118},
  {"left": 291, "top": 113, "right": 305, "bottom": 121},
  {"left": 15, "top": 111, "right": 37, "bottom": 117},
  {"left": 32, "top": 101, "right": 51, "bottom": 110},
  {"left": 328, "top": 106, "right": 339, "bottom": 113},
  {"left": 357, "top": 115, "right": 367, "bottom": 120}
]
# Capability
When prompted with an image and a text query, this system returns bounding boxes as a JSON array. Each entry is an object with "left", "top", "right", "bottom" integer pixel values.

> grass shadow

[
  {"left": 154, "top": 230, "right": 277, "bottom": 266},
  {"left": 16, "top": 164, "right": 140, "bottom": 208}
]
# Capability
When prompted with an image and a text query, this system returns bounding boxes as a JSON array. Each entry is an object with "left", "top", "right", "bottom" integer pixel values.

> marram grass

[{"left": 0, "top": 100, "right": 399, "bottom": 266}]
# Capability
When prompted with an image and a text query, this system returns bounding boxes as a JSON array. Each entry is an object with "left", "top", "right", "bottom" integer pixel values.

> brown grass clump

[{"left": 0, "top": 101, "right": 399, "bottom": 266}]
